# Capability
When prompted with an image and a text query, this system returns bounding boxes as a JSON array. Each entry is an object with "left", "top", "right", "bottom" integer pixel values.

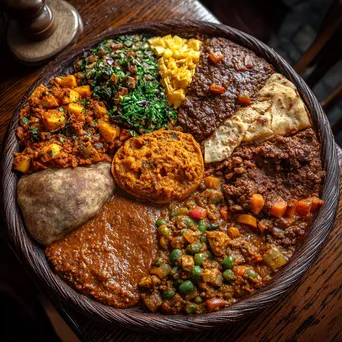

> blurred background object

[
  {"left": 2, "top": 0, "right": 82, "bottom": 65},
  {"left": 202, "top": 0, "right": 342, "bottom": 146}
]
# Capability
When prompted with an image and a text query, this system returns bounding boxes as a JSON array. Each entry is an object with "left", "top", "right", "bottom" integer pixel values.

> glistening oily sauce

[{"left": 46, "top": 192, "right": 163, "bottom": 308}]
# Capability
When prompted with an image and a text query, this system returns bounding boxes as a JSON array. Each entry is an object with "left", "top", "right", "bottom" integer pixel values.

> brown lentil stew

[
  {"left": 177, "top": 37, "right": 274, "bottom": 141},
  {"left": 139, "top": 128, "right": 324, "bottom": 314}
]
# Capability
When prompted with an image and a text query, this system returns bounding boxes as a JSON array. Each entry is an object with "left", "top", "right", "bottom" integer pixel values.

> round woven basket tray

[{"left": 0, "top": 20, "right": 340, "bottom": 333}]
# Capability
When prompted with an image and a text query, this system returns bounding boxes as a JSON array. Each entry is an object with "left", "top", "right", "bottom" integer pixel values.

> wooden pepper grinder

[{"left": 4, "top": 0, "right": 83, "bottom": 65}]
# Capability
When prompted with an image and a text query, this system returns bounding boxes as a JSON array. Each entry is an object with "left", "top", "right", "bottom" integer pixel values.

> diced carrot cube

[
  {"left": 296, "top": 199, "right": 312, "bottom": 217},
  {"left": 189, "top": 207, "right": 207, "bottom": 220},
  {"left": 233, "top": 265, "right": 247, "bottom": 276},
  {"left": 220, "top": 206, "right": 229, "bottom": 221},
  {"left": 270, "top": 199, "right": 287, "bottom": 218},
  {"left": 309, "top": 197, "right": 324, "bottom": 212},
  {"left": 237, "top": 94, "right": 251, "bottom": 105},
  {"left": 227, "top": 226, "right": 240, "bottom": 238},
  {"left": 250, "top": 194, "right": 265, "bottom": 215},
  {"left": 205, "top": 298, "right": 225, "bottom": 311},
  {"left": 209, "top": 84, "right": 225, "bottom": 94},
  {"left": 237, "top": 214, "right": 257, "bottom": 228},
  {"left": 286, "top": 199, "right": 298, "bottom": 218},
  {"left": 257, "top": 221, "right": 266, "bottom": 233},
  {"left": 204, "top": 176, "right": 221, "bottom": 189},
  {"left": 208, "top": 51, "right": 224, "bottom": 64}
]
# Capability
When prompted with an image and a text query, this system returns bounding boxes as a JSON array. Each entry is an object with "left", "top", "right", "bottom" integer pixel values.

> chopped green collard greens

[{"left": 74, "top": 35, "right": 177, "bottom": 135}]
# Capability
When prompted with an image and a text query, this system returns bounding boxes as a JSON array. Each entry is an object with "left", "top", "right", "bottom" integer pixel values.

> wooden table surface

[{"left": 0, "top": 1, "right": 341, "bottom": 341}]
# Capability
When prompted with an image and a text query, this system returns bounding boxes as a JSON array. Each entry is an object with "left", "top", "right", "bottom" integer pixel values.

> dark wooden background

[{"left": 0, "top": 1, "right": 341, "bottom": 341}]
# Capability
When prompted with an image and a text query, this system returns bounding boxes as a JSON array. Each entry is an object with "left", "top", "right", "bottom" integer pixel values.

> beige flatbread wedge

[
  {"left": 17, "top": 162, "right": 115, "bottom": 245},
  {"left": 204, "top": 73, "right": 311, "bottom": 163}
]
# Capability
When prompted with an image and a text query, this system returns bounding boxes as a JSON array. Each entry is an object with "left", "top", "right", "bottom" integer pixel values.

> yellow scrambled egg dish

[{"left": 148, "top": 35, "right": 201, "bottom": 108}]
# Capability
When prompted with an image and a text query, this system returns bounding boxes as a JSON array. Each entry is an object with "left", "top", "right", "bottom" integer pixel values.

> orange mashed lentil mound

[{"left": 112, "top": 130, "right": 204, "bottom": 204}]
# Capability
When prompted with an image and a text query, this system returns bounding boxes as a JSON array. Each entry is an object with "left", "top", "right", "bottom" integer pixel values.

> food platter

[{"left": 0, "top": 20, "right": 339, "bottom": 332}]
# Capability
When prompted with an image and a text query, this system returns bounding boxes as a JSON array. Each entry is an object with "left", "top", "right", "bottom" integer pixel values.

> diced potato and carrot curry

[{"left": 13, "top": 74, "right": 126, "bottom": 173}]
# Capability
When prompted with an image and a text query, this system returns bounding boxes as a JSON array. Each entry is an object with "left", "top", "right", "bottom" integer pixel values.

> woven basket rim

[{"left": 0, "top": 19, "right": 339, "bottom": 333}]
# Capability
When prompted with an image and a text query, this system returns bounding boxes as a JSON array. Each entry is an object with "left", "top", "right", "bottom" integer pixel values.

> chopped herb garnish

[
  {"left": 22, "top": 117, "right": 29, "bottom": 125},
  {"left": 29, "top": 126, "right": 40, "bottom": 141},
  {"left": 74, "top": 35, "right": 177, "bottom": 135},
  {"left": 77, "top": 98, "right": 90, "bottom": 106},
  {"left": 58, "top": 107, "right": 64, "bottom": 112}
]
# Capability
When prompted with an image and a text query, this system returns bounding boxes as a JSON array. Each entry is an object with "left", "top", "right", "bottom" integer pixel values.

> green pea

[
  {"left": 198, "top": 220, "right": 207, "bottom": 233},
  {"left": 179, "top": 280, "right": 194, "bottom": 293},
  {"left": 200, "top": 235, "right": 207, "bottom": 243},
  {"left": 207, "top": 223, "right": 219, "bottom": 231},
  {"left": 184, "top": 216, "right": 195, "bottom": 227},
  {"left": 222, "top": 255, "right": 235, "bottom": 269},
  {"left": 194, "top": 253, "right": 206, "bottom": 266},
  {"left": 158, "top": 225, "right": 170, "bottom": 236},
  {"left": 155, "top": 218, "right": 166, "bottom": 227},
  {"left": 162, "top": 289, "right": 176, "bottom": 299},
  {"left": 194, "top": 296, "right": 203, "bottom": 304},
  {"left": 246, "top": 269, "right": 258, "bottom": 279},
  {"left": 186, "top": 303, "right": 197, "bottom": 314},
  {"left": 223, "top": 269, "right": 235, "bottom": 283},
  {"left": 186, "top": 243, "right": 202, "bottom": 255},
  {"left": 191, "top": 266, "right": 203, "bottom": 280},
  {"left": 170, "top": 249, "right": 182, "bottom": 265}
]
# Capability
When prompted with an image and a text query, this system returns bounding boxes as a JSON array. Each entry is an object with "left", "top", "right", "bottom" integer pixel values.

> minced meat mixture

[{"left": 216, "top": 128, "right": 324, "bottom": 211}]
